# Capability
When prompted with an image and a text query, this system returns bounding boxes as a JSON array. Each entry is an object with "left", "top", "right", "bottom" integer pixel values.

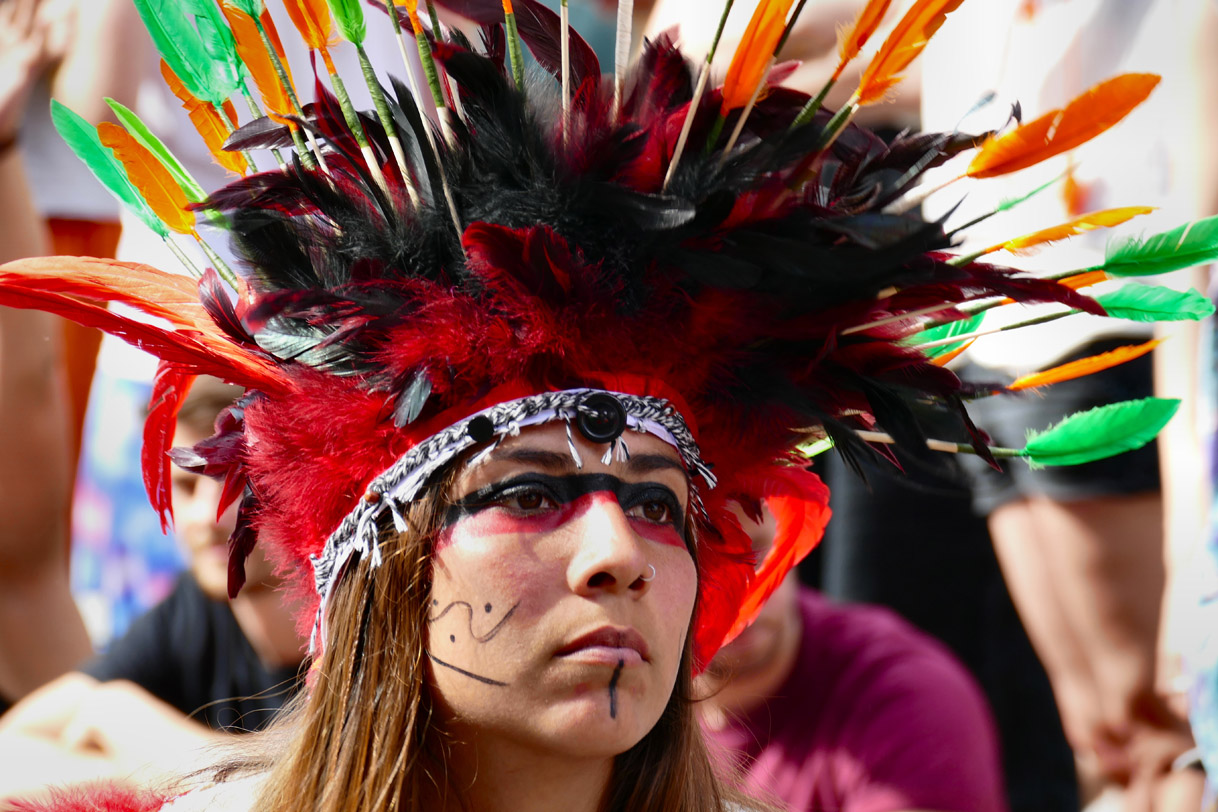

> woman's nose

[{"left": 566, "top": 493, "right": 652, "bottom": 596}]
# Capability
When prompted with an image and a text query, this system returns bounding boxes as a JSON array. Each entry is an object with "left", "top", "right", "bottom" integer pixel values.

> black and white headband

[{"left": 309, "top": 388, "right": 715, "bottom": 652}]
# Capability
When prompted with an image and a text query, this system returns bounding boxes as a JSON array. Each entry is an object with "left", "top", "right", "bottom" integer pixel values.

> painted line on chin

[{"left": 427, "top": 651, "right": 509, "bottom": 687}]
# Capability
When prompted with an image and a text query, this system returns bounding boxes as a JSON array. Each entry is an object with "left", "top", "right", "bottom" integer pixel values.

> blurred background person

[
  {"left": 700, "top": 505, "right": 1006, "bottom": 812},
  {"left": 919, "top": 1, "right": 1215, "bottom": 809},
  {"left": 0, "top": 377, "right": 307, "bottom": 803}
]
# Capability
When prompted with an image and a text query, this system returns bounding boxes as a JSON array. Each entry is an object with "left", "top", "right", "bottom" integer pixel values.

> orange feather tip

[
  {"left": 1008, "top": 339, "right": 1161, "bottom": 391},
  {"left": 833, "top": 0, "right": 895, "bottom": 81},
  {"left": 855, "top": 0, "right": 966, "bottom": 106},
  {"left": 282, "top": 0, "right": 334, "bottom": 52},
  {"left": 721, "top": 0, "right": 797, "bottom": 114},
  {"left": 994, "top": 206, "right": 1156, "bottom": 256},
  {"left": 221, "top": 3, "right": 296, "bottom": 118},
  {"left": 96, "top": 122, "right": 195, "bottom": 235},
  {"left": 160, "top": 61, "right": 249, "bottom": 176},
  {"left": 1059, "top": 270, "right": 1110, "bottom": 290},
  {"left": 930, "top": 339, "right": 974, "bottom": 366},
  {"left": 966, "top": 73, "right": 1161, "bottom": 179}
]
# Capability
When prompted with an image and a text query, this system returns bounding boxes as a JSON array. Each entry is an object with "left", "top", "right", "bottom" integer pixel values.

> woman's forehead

[{"left": 456, "top": 423, "right": 688, "bottom": 482}]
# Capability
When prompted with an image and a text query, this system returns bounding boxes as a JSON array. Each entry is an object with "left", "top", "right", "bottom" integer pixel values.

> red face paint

[{"left": 438, "top": 473, "right": 689, "bottom": 551}]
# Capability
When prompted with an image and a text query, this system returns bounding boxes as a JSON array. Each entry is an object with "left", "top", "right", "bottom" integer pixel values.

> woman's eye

[
  {"left": 635, "top": 500, "right": 673, "bottom": 523},
  {"left": 502, "top": 488, "right": 552, "bottom": 512}
]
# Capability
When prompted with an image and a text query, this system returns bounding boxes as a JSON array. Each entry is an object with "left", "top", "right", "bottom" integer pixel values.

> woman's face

[{"left": 427, "top": 422, "right": 699, "bottom": 760}]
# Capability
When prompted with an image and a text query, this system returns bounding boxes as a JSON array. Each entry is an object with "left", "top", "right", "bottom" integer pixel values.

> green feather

[
  {"left": 50, "top": 101, "right": 167, "bottom": 238},
  {"left": 1100, "top": 213, "right": 1218, "bottom": 277},
  {"left": 1095, "top": 285, "right": 1215, "bottom": 322},
  {"left": 1022, "top": 397, "right": 1179, "bottom": 468},
  {"left": 327, "top": 0, "right": 366, "bottom": 44},
  {"left": 905, "top": 313, "right": 984, "bottom": 358},
  {"left": 797, "top": 437, "right": 835, "bottom": 458},
  {"left": 181, "top": 0, "right": 245, "bottom": 97},
  {"left": 104, "top": 99, "right": 207, "bottom": 204},
  {"left": 131, "top": 0, "right": 221, "bottom": 105}
]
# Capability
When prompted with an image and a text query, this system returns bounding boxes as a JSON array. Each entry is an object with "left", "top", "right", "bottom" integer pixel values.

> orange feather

[
  {"left": 832, "top": 0, "right": 895, "bottom": 82},
  {"left": 967, "top": 73, "right": 1160, "bottom": 179},
  {"left": 97, "top": 122, "right": 195, "bottom": 235},
  {"left": 283, "top": 0, "right": 333, "bottom": 52},
  {"left": 221, "top": 2, "right": 295, "bottom": 120},
  {"left": 987, "top": 206, "right": 1155, "bottom": 256},
  {"left": 930, "top": 339, "right": 974, "bottom": 367},
  {"left": 721, "top": 0, "right": 796, "bottom": 114},
  {"left": 855, "top": 0, "right": 965, "bottom": 106},
  {"left": 160, "top": 61, "right": 249, "bottom": 176},
  {"left": 1008, "top": 339, "right": 1161, "bottom": 391},
  {"left": 502, "top": 0, "right": 514, "bottom": 14},
  {"left": 1059, "top": 270, "right": 1110, "bottom": 290}
]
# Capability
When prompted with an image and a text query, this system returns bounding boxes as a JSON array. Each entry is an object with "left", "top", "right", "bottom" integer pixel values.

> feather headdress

[{"left": 1, "top": 0, "right": 1210, "bottom": 669}]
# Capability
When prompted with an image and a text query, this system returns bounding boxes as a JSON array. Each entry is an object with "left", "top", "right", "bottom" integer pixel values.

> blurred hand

[{"left": 0, "top": 0, "right": 75, "bottom": 139}]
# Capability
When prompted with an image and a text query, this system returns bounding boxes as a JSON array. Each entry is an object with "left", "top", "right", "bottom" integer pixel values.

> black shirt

[{"left": 82, "top": 574, "right": 302, "bottom": 732}]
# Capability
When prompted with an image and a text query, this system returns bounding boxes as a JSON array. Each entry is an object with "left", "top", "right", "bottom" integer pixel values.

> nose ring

[{"left": 640, "top": 564, "right": 656, "bottom": 582}]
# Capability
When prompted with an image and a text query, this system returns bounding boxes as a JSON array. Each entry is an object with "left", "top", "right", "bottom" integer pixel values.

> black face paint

[
  {"left": 428, "top": 600, "right": 519, "bottom": 643},
  {"left": 444, "top": 472, "right": 689, "bottom": 545},
  {"left": 427, "top": 652, "right": 509, "bottom": 687},
  {"left": 609, "top": 659, "right": 624, "bottom": 719}
]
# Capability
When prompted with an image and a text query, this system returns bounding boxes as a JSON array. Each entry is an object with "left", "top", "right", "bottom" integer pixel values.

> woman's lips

[{"left": 556, "top": 626, "right": 650, "bottom": 666}]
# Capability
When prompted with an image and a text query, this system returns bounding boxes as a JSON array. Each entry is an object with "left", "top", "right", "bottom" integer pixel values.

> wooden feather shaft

[
  {"left": 239, "top": 85, "right": 287, "bottom": 168},
  {"left": 252, "top": 17, "right": 325, "bottom": 171},
  {"left": 356, "top": 45, "right": 420, "bottom": 207},
  {"left": 613, "top": 0, "right": 634, "bottom": 121},
  {"left": 853, "top": 430, "right": 1023, "bottom": 457},
  {"left": 504, "top": 7, "right": 526, "bottom": 92},
  {"left": 191, "top": 233, "right": 239, "bottom": 289},
  {"left": 662, "top": 0, "right": 735, "bottom": 190},
  {"left": 718, "top": 57, "right": 773, "bottom": 164},
  {"left": 326, "top": 66, "right": 391, "bottom": 195},
  {"left": 164, "top": 235, "right": 205, "bottom": 280},
  {"left": 914, "top": 309, "right": 1073, "bottom": 349},
  {"left": 561, "top": 0, "right": 570, "bottom": 146}
]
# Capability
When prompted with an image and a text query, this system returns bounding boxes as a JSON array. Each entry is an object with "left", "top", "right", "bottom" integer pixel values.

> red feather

[
  {"left": 143, "top": 364, "right": 197, "bottom": 532},
  {"left": 0, "top": 260, "right": 287, "bottom": 392},
  {"left": 723, "top": 464, "right": 831, "bottom": 643},
  {"left": 7, "top": 782, "right": 169, "bottom": 812}
]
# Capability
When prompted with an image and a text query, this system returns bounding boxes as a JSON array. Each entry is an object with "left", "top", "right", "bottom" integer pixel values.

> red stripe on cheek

[{"left": 437, "top": 503, "right": 576, "bottom": 550}]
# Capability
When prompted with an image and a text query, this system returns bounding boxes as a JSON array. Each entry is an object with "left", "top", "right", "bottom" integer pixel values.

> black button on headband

[
  {"left": 467, "top": 415, "right": 495, "bottom": 444},
  {"left": 577, "top": 393, "right": 627, "bottom": 444}
]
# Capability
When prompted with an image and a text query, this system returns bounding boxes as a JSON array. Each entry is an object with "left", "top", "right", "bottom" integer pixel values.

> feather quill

[
  {"left": 967, "top": 74, "right": 1160, "bottom": 179},
  {"left": 1008, "top": 340, "right": 1160, "bottom": 391},
  {"left": 97, "top": 122, "right": 197, "bottom": 236},
  {"left": 854, "top": 0, "right": 964, "bottom": 106},
  {"left": 161, "top": 62, "right": 250, "bottom": 176}
]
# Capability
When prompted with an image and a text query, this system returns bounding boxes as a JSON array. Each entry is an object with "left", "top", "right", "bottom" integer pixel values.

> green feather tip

[
  {"left": 1022, "top": 397, "right": 1180, "bottom": 468},
  {"left": 1100, "top": 213, "right": 1218, "bottom": 277},
  {"left": 327, "top": 0, "right": 366, "bottom": 44},
  {"left": 50, "top": 101, "right": 167, "bottom": 239},
  {"left": 1095, "top": 285, "right": 1215, "bottom": 322}
]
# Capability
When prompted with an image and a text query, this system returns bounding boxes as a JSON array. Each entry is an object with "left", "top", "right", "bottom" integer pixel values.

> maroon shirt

[{"left": 706, "top": 589, "right": 1007, "bottom": 812}]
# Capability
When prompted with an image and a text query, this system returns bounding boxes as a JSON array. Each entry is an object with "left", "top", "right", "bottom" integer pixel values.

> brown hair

[{"left": 214, "top": 476, "right": 752, "bottom": 812}]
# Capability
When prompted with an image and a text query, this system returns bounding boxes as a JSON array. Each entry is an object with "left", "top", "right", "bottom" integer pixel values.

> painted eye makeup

[{"left": 445, "top": 473, "right": 689, "bottom": 542}]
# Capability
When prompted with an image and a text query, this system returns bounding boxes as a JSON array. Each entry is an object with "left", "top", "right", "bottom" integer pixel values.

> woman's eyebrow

[
  {"left": 625, "top": 453, "right": 686, "bottom": 477},
  {"left": 493, "top": 449, "right": 576, "bottom": 470}
]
